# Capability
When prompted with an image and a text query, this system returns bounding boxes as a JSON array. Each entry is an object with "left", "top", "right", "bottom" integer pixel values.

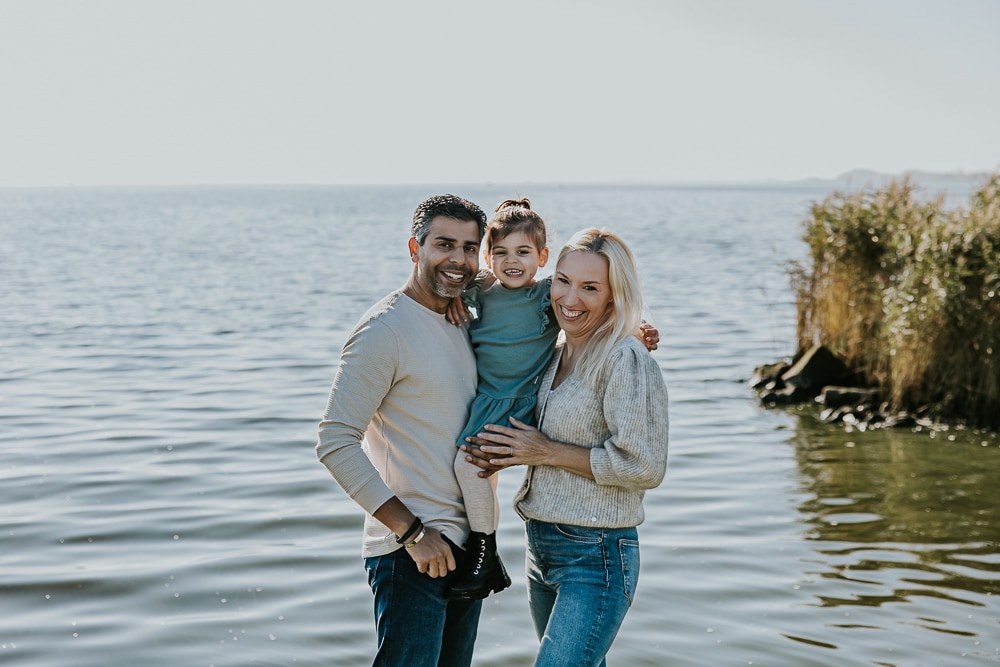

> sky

[{"left": 1, "top": 0, "right": 998, "bottom": 187}]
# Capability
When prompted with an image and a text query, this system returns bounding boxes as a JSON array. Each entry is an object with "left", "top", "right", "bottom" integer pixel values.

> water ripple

[{"left": 2, "top": 185, "right": 997, "bottom": 667}]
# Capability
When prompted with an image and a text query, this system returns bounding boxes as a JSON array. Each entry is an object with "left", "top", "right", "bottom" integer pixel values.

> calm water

[{"left": 2, "top": 184, "right": 998, "bottom": 666}]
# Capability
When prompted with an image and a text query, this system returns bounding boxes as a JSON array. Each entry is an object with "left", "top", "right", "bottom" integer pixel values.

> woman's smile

[
  {"left": 551, "top": 250, "right": 613, "bottom": 340},
  {"left": 558, "top": 304, "right": 585, "bottom": 320}
]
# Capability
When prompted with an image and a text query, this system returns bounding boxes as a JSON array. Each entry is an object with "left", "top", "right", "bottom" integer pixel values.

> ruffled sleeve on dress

[{"left": 537, "top": 275, "right": 554, "bottom": 334}]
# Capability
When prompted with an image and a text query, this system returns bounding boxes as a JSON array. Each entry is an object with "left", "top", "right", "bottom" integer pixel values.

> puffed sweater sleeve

[{"left": 589, "top": 340, "right": 669, "bottom": 489}]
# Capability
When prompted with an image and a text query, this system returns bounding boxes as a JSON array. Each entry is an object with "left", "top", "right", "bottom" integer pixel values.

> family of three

[{"left": 316, "top": 194, "right": 670, "bottom": 666}]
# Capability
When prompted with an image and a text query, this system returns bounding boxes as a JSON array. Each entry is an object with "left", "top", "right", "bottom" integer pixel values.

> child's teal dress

[{"left": 457, "top": 276, "right": 559, "bottom": 447}]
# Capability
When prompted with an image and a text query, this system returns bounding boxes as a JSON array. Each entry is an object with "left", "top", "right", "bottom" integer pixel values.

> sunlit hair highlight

[{"left": 557, "top": 227, "right": 645, "bottom": 387}]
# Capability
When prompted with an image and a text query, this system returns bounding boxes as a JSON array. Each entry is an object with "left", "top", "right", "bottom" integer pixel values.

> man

[{"left": 316, "top": 194, "right": 488, "bottom": 667}]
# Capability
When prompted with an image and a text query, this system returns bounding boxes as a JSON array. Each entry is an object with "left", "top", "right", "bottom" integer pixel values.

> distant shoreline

[
  {"left": 789, "top": 168, "right": 993, "bottom": 190},
  {"left": 0, "top": 169, "right": 993, "bottom": 192}
]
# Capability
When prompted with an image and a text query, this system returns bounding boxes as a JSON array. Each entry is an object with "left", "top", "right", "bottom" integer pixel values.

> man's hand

[
  {"left": 638, "top": 322, "right": 659, "bottom": 351},
  {"left": 405, "top": 527, "right": 456, "bottom": 578},
  {"left": 459, "top": 442, "right": 506, "bottom": 478},
  {"left": 445, "top": 296, "right": 470, "bottom": 326},
  {"left": 373, "top": 497, "right": 456, "bottom": 577}
]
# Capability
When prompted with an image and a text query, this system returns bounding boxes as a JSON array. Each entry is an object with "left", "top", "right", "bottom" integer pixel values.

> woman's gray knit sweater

[{"left": 512, "top": 335, "right": 669, "bottom": 528}]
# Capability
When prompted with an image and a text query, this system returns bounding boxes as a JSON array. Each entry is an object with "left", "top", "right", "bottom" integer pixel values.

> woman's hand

[
  {"left": 474, "top": 417, "right": 596, "bottom": 480},
  {"left": 474, "top": 417, "right": 553, "bottom": 468}
]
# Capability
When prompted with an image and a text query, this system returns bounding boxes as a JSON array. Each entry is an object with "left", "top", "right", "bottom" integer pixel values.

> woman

[{"left": 464, "top": 227, "right": 669, "bottom": 666}]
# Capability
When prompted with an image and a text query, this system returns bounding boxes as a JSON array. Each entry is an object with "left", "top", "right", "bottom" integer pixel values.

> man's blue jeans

[
  {"left": 364, "top": 537, "right": 482, "bottom": 667},
  {"left": 525, "top": 519, "right": 640, "bottom": 667}
]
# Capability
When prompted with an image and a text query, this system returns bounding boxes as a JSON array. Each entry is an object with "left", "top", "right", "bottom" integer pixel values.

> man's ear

[{"left": 408, "top": 237, "right": 420, "bottom": 262}]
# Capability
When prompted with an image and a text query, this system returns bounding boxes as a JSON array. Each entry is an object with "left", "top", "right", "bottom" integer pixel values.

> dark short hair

[{"left": 411, "top": 195, "right": 487, "bottom": 244}]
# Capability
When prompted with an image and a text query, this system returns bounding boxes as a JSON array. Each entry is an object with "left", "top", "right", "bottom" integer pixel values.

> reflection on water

[
  {"left": 788, "top": 407, "right": 1000, "bottom": 658},
  {"left": 793, "top": 415, "right": 1000, "bottom": 546}
]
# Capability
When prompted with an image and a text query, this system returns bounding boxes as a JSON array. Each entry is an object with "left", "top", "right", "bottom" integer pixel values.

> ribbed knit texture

[
  {"left": 513, "top": 336, "right": 669, "bottom": 528},
  {"left": 317, "top": 291, "right": 478, "bottom": 557}
]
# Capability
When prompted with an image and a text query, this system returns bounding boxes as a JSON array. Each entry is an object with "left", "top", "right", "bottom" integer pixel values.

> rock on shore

[{"left": 750, "top": 344, "right": 932, "bottom": 431}]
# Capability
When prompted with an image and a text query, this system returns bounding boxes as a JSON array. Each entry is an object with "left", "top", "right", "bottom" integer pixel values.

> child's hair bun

[{"left": 494, "top": 198, "right": 532, "bottom": 213}]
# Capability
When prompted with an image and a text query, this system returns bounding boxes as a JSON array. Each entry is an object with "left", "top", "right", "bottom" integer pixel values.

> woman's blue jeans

[
  {"left": 364, "top": 538, "right": 482, "bottom": 667},
  {"left": 525, "top": 519, "right": 640, "bottom": 667}
]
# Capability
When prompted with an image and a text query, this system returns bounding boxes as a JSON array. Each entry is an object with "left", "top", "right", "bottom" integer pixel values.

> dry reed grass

[{"left": 791, "top": 173, "right": 1000, "bottom": 428}]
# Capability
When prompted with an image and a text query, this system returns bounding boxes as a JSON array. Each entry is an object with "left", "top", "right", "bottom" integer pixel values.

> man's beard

[{"left": 430, "top": 273, "right": 466, "bottom": 299}]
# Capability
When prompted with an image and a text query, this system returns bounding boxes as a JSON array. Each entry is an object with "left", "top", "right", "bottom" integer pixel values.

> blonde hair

[{"left": 558, "top": 227, "right": 645, "bottom": 387}]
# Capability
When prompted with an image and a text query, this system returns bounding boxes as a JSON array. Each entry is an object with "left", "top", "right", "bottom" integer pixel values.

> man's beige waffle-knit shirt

[{"left": 317, "top": 291, "right": 477, "bottom": 558}]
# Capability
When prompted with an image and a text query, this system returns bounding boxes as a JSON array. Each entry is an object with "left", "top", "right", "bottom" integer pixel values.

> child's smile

[{"left": 488, "top": 231, "right": 549, "bottom": 290}]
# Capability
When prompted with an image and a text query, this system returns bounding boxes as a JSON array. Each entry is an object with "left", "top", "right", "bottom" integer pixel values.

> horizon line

[{"left": 1, "top": 169, "right": 994, "bottom": 192}]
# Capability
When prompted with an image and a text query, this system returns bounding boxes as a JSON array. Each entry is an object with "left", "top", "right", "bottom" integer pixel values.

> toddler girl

[{"left": 448, "top": 198, "right": 556, "bottom": 600}]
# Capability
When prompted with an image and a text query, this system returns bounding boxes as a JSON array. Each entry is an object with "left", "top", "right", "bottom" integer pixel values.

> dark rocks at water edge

[{"left": 749, "top": 344, "right": 931, "bottom": 431}]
